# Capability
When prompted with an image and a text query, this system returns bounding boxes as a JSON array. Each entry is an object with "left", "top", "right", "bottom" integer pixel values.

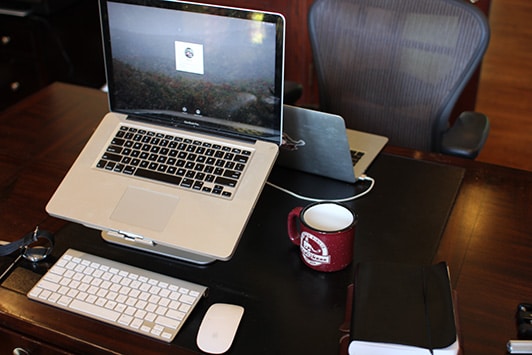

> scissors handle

[{"left": 0, "top": 227, "right": 54, "bottom": 257}]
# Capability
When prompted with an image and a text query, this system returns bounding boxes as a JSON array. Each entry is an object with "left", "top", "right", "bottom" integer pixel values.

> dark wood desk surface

[{"left": 1, "top": 82, "right": 531, "bottom": 354}]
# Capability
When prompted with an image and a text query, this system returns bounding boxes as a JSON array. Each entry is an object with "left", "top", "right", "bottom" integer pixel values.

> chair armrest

[{"left": 441, "top": 111, "right": 490, "bottom": 159}]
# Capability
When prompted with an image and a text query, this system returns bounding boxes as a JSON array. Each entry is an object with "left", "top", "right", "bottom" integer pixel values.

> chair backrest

[{"left": 308, "top": 0, "right": 489, "bottom": 152}]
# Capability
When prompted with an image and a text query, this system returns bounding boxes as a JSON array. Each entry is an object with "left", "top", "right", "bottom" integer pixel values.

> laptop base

[{"left": 101, "top": 231, "right": 216, "bottom": 265}]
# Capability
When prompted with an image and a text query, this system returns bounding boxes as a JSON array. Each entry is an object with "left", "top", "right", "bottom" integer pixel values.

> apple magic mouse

[{"left": 196, "top": 303, "right": 244, "bottom": 354}]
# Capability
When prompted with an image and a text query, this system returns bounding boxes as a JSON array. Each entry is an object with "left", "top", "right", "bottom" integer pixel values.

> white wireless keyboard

[{"left": 27, "top": 248, "right": 207, "bottom": 342}]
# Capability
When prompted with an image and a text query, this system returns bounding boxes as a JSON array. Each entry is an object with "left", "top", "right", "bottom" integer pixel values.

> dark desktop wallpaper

[{"left": 106, "top": 2, "right": 280, "bottom": 135}]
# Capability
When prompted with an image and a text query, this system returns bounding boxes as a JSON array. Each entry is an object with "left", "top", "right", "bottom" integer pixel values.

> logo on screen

[{"left": 175, "top": 41, "right": 204, "bottom": 75}]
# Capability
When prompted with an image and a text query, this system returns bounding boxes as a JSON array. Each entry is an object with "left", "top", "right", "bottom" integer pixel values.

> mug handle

[{"left": 287, "top": 206, "right": 303, "bottom": 246}]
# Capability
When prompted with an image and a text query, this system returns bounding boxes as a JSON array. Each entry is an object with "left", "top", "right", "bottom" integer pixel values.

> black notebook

[{"left": 349, "top": 262, "right": 459, "bottom": 354}]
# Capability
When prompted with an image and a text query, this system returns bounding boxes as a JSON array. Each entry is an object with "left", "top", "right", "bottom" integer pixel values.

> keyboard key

[
  {"left": 101, "top": 152, "right": 122, "bottom": 162},
  {"left": 135, "top": 168, "right": 182, "bottom": 186},
  {"left": 70, "top": 299, "right": 121, "bottom": 322},
  {"left": 215, "top": 176, "right": 237, "bottom": 187}
]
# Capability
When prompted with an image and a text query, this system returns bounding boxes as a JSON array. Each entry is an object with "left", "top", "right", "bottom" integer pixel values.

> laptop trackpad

[{"left": 110, "top": 187, "right": 179, "bottom": 232}]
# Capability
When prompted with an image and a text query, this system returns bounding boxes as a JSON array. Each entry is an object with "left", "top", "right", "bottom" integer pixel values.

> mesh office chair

[{"left": 308, "top": 0, "right": 490, "bottom": 158}]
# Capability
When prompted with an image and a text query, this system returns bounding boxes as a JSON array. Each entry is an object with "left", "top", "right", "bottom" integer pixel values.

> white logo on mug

[{"left": 300, "top": 232, "right": 331, "bottom": 266}]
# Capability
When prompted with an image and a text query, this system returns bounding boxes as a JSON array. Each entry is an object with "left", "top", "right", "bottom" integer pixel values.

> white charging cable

[{"left": 266, "top": 174, "right": 375, "bottom": 202}]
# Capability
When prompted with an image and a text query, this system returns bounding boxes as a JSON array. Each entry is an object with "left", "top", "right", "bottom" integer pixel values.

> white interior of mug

[{"left": 302, "top": 203, "right": 354, "bottom": 232}]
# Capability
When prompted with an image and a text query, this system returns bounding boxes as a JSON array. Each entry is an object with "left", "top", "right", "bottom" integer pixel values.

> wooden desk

[{"left": 1, "top": 83, "right": 531, "bottom": 354}]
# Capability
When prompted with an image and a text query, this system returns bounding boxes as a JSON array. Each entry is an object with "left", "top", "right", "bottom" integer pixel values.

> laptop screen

[{"left": 100, "top": 0, "right": 285, "bottom": 144}]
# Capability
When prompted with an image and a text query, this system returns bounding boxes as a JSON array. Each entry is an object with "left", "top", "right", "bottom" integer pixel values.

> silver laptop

[
  {"left": 46, "top": 0, "right": 285, "bottom": 264},
  {"left": 277, "top": 105, "right": 387, "bottom": 183}
]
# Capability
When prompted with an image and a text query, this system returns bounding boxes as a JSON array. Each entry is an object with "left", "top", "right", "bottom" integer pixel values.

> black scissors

[{"left": 0, "top": 227, "right": 54, "bottom": 282}]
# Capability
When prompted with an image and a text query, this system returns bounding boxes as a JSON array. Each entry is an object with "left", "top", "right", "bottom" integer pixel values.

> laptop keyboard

[
  {"left": 350, "top": 150, "right": 365, "bottom": 166},
  {"left": 96, "top": 125, "right": 252, "bottom": 199},
  {"left": 28, "top": 249, "right": 207, "bottom": 343}
]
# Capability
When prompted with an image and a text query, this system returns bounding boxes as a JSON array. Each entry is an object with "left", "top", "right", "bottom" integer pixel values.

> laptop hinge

[
  {"left": 124, "top": 115, "right": 259, "bottom": 145},
  {"left": 107, "top": 230, "right": 155, "bottom": 246}
]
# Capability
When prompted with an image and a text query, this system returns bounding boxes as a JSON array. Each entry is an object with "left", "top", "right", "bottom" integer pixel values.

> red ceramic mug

[{"left": 287, "top": 202, "right": 357, "bottom": 272}]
